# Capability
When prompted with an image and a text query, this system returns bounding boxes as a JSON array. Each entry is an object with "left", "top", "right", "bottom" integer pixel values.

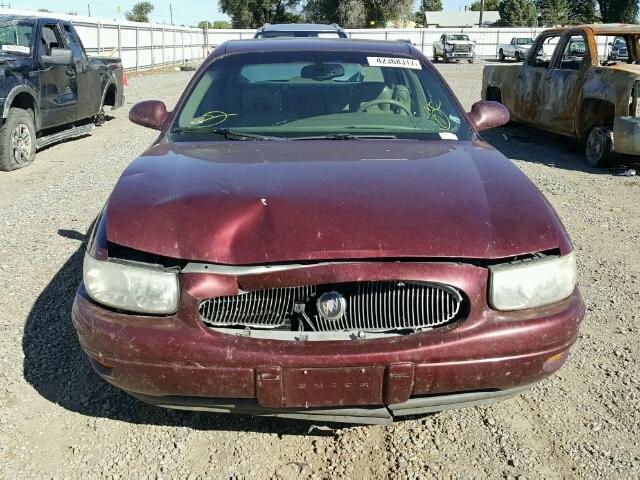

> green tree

[
  {"left": 212, "top": 20, "right": 232, "bottom": 28},
  {"left": 219, "top": 0, "right": 301, "bottom": 28},
  {"left": 470, "top": 0, "right": 501, "bottom": 10},
  {"left": 598, "top": 0, "right": 638, "bottom": 22},
  {"left": 422, "top": 0, "right": 443, "bottom": 10},
  {"left": 537, "top": 0, "right": 570, "bottom": 25},
  {"left": 125, "top": 2, "right": 154, "bottom": 22},
  {"left": 499, "top": 0, "right": 538, "bottom": 25},
  {"left": 197, "top": 20, "right": 214, "bottom": 28},
  {"left": 568, "top": 0, "right": 598, "bottom": 23}
]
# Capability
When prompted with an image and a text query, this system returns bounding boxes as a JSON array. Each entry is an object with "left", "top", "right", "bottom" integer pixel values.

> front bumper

[
  {"left": 72, "top": 262, "right": 584, "bottom": 423},
  {"left": 448, "top": 51, "right": 474, "bottom": 59}
]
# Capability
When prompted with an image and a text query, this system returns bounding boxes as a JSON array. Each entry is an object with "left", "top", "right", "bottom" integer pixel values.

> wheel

[
  {"left": 443, "top": 52, "right": 449, "bottom": 63},
  {"left": 432, "top": 49, "right": 438, "bottom": 62},
  {"left": 585, "top": 124, "right": 616, "bottom": 167},
  {"left": 0, "top": 108, "right": 36, "bottom": 171},
  {"left": 468, "top": 58, "right": 475, "bottom": 64},
  {"left": 94, "top": 105, "right": 106, "bottom": 126},
  {"left": 499, "top": 49, "right": 505, "bottom": 62},
  {"left": 515, "top": 51, "right": 521, "bottom": 62}
]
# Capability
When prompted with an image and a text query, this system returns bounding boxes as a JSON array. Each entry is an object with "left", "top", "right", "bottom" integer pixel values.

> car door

[
  {"left": 62, "top": 22, "right": 93, "bottom": 120},
  {"left": 38, "top": 21, "right": 78, "bottom": 128},
  {"left": 541, "top": 32, "right": 591, "bottom": 135},
  {"left": 511, "top": 34, "right": 563, "bottom": 125}
]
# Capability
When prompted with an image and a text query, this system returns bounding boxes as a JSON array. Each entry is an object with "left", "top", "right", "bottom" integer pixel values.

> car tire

[
  {"left": 585, "top": 124, "right": 617, "bottom": 168},
  {"left": 0, "top": 108, "right": 36, "bottom": 171},
  {"left": 443, "top": 53, "right": 449, "bottom": 63},
  {"left": 499, "top": 49, "right": 505, "bottom": 62},
  {"left": 468, "top": 58, "right": 474, "bottom": 64},
  {"left": 515, "top": 51, "right": 521, "bottom": 62}
]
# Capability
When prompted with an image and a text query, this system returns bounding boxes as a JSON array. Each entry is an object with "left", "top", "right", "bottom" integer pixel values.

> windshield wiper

[
  {"left": 173, "top": 127, "right": 285, "bottom": 141},
  {"left": 291, "top": 133, "right": 397, "bottom": 141}
]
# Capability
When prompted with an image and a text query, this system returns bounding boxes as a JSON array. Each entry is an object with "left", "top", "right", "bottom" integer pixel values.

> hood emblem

[{"left": 316, "top": 291, "right": 346, "bottom": 322}]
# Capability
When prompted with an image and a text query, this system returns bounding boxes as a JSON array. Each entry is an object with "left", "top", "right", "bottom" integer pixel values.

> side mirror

[
  {"left": 468, "top": 100, "right": 509, "bottom": 132},
  {"left": 129, "top": 100, "right": 169, "bottom": 130},
  {"left": 42, "top": 48, "right": 72, "bottom": 65}
]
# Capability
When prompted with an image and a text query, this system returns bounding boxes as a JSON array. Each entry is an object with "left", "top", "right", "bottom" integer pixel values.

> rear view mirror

[
  {"left": 42, "top": 48, "right": 72, "bottom": 65},
  {"left": 129, "top": 100, "right": 169, "bottom": 130},
  {"left": 468, "top": 101, "right": 509, "bottom": 132},
  {"left": 301, "top": 63, "right": 345, "bottom": 80}
]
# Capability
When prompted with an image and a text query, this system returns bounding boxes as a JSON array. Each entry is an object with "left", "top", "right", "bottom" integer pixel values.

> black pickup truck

[{"left": 0, "top": 14, "right": 125, "bottom": 171}]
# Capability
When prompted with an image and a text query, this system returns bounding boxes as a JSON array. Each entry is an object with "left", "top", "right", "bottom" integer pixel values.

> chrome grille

[
  {"left": 454, "top": 45, "right": 471, "bottom": 52},
  {"left": 199, "top": 281, "right": 464, "bottom": 333}
]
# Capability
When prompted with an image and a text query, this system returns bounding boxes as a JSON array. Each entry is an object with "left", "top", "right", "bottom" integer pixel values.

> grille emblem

[{"left": 316, "top": 291, "right": 346, "bottom": 322}]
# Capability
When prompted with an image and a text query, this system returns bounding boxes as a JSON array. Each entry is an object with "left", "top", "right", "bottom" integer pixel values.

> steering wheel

[{"left": 357, "top": 99, "right": 412, "bottom": 115}]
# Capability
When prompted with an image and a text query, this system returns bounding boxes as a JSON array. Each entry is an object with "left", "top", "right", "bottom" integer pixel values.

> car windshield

[
  {"left": 517, "top": 38, "right": 534, "bottom": 45},
  {"left": 448, "top": 35, "right": 469, "bottom": 41},
  {"left": 0, "top": 19, "right": 34, "bottom": 55},
  {"left": 174, "top": 51, "right": 471, "bottom": 141}
]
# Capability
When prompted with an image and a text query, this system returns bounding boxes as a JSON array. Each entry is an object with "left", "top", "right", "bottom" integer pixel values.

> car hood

[{"left": 106, "top": 140, "right": 571, "bottom": 265}]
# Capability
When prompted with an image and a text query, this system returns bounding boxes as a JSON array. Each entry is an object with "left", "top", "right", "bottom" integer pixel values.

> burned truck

[{"left": 483, "top": 24, "right": 640, "bottom": 167}]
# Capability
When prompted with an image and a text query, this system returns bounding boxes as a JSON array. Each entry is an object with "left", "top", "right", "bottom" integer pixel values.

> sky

[{"left": 2, "top": 0, "right": 473, "bottom": 26}]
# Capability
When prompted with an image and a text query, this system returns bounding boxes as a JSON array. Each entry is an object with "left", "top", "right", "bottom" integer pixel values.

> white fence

[{"left": 1, "top": 8, "right": 547, "bottom": 70}]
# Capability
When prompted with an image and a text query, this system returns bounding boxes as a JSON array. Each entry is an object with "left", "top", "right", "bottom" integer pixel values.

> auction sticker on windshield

[
  {"left": 367, "top": 57, "right": 422, "bottom": 69},
  {"left": 2, "top": 45, "right": 30, "bottom": 54}
]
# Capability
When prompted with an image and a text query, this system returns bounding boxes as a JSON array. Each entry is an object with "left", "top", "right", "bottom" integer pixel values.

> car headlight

[
  {"left": 83, "top": 253, "right": 179, "bottom": 314},
  {"left": 489, "top": 252, "right": 576, "bottom": 311},
  {"left": 445, "top": 44, "right": 453, "bottom": 52}
]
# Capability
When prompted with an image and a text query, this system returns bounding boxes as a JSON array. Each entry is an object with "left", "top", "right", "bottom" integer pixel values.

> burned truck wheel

[
  {"left": 0, "top": 108, "right": 36, "bottom": 171},
  {"left": 585, "top": 125, "right": 616, "bottom": 168},
  {"left": 499, "top": 49, "right": 505, "bottom": 62}
]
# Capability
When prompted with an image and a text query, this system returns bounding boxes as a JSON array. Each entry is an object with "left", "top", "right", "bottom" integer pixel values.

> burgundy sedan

[{"left": 72, "top": 39, "right": 584, "bottom": 424}]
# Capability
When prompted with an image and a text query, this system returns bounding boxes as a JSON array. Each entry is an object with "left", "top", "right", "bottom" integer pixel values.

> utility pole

[
  {"left": 478, "top": 0, "right": 485, "bottom": 27},
  {"left": 87, "top": 3, "right": 91, "bottom": 17},
  {"left": 170, "top": 3, "right": 173, "bottom": 25}
]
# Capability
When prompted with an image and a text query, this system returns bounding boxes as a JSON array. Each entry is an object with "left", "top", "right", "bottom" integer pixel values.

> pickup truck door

[
  {"left": 38, "top": 21, "right": 80, "bottom": 128},
  {"left": 62, "top": 22, "right": 93, "bottom": 120},
  {"left": 541, "top": 32, "right": 590, "bottom": 135},
  {"left": 512, "top": 34, "right": 563, "bottom": 125}
]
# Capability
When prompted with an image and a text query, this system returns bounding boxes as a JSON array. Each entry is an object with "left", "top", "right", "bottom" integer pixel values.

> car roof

[
  {"left": 224, "top": 38, "right": 413, "bottom": 55},
  {"left": 0, "top": 14, "right": 62, "bottom": 23},
  {"left": 259, "top": 23, "right": 342, "bottom": 32}
]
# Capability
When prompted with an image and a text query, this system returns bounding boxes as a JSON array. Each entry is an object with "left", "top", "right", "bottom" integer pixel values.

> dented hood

[{"left": 106, "top": 140, "right": 571, "bottom": 264}]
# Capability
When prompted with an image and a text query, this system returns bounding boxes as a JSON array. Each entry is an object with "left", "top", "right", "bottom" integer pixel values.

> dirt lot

[{"left": 1, "top": 61, "right": 639, "bottom": 479}]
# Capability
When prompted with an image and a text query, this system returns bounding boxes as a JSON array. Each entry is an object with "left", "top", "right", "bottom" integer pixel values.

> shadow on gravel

[
  {"left": 482, "top": 123, "right": 640, "bottom": 175},
  {"left": 21, "top": 228, "right": 320, "bottom": 436}
]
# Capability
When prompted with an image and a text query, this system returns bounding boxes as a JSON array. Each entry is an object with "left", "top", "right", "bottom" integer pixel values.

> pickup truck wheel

[
  {"left": 0, "top": 108, "right": 36, "bottom": 171},
  {"left": 515, "top": 51, "right": 521, "bottom": 62},
  {"left": 585, "top": 125, "right": 616, "bottom": 167},
  {"left": 443, "top": 53, "right": 449, "bottom": 63},
  {"left": 468, "top": 58, "right": 474, "bottom": 64},
  {"left": 432, "top": 49, "right": 438, "bottom": 62},
  {"left": 499, "top": 50, "right": 505, "bottom": 62}
]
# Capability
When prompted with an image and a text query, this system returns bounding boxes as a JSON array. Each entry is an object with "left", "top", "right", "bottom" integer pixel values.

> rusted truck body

[{"left": 482, "top": 24, "right": 640, "bottom": 167}]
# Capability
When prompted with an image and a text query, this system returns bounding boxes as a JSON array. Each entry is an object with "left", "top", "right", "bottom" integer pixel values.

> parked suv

[{"left": 254, "top": 23, "right": 347, "bottom": 39}]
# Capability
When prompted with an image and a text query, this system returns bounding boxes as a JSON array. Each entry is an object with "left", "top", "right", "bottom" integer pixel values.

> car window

[
  {"left": 0, "top": 19, "right": 34, "bottom": 55},
  {"left": 257, "top": 31, "right": 340, "bottom": 38},
  {"left": 528, "top": 35, "right": 562, "bottom": 68},
  {"left": 517, "top": 38, "right": 533, "bottom": 45},
  {"left": 594, "top": 34, "right": 636, "bottom": 64},
  {"left": 557, "top": 34, "right": 588, "bottom": 70},
  {"left": 174, "top": 51, "right": 472, "bottom": 141},
  {"left": 40, "top": 23, "right": 64, "bottom": 56},
  {"left": 447, "top": 35, "right": 469, "bottom": 41},
  {"left": 63, "top": 23, "right": 85, "bottom": 59}
]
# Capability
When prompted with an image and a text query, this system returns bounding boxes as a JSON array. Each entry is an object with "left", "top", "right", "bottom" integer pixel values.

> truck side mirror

[
  {"left": 42, "top": 48, "right": 73, "bottom": 65},
  {"left": 130, "top": 100, "right": 169, "bottom": 130},
  {"left": 468, "top": 101, "right": 509, "bottom": 132}
]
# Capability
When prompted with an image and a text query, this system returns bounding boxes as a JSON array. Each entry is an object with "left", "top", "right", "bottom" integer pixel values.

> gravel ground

[{"left": 1, "top": 61, "right": 639, "bottom": 479}]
